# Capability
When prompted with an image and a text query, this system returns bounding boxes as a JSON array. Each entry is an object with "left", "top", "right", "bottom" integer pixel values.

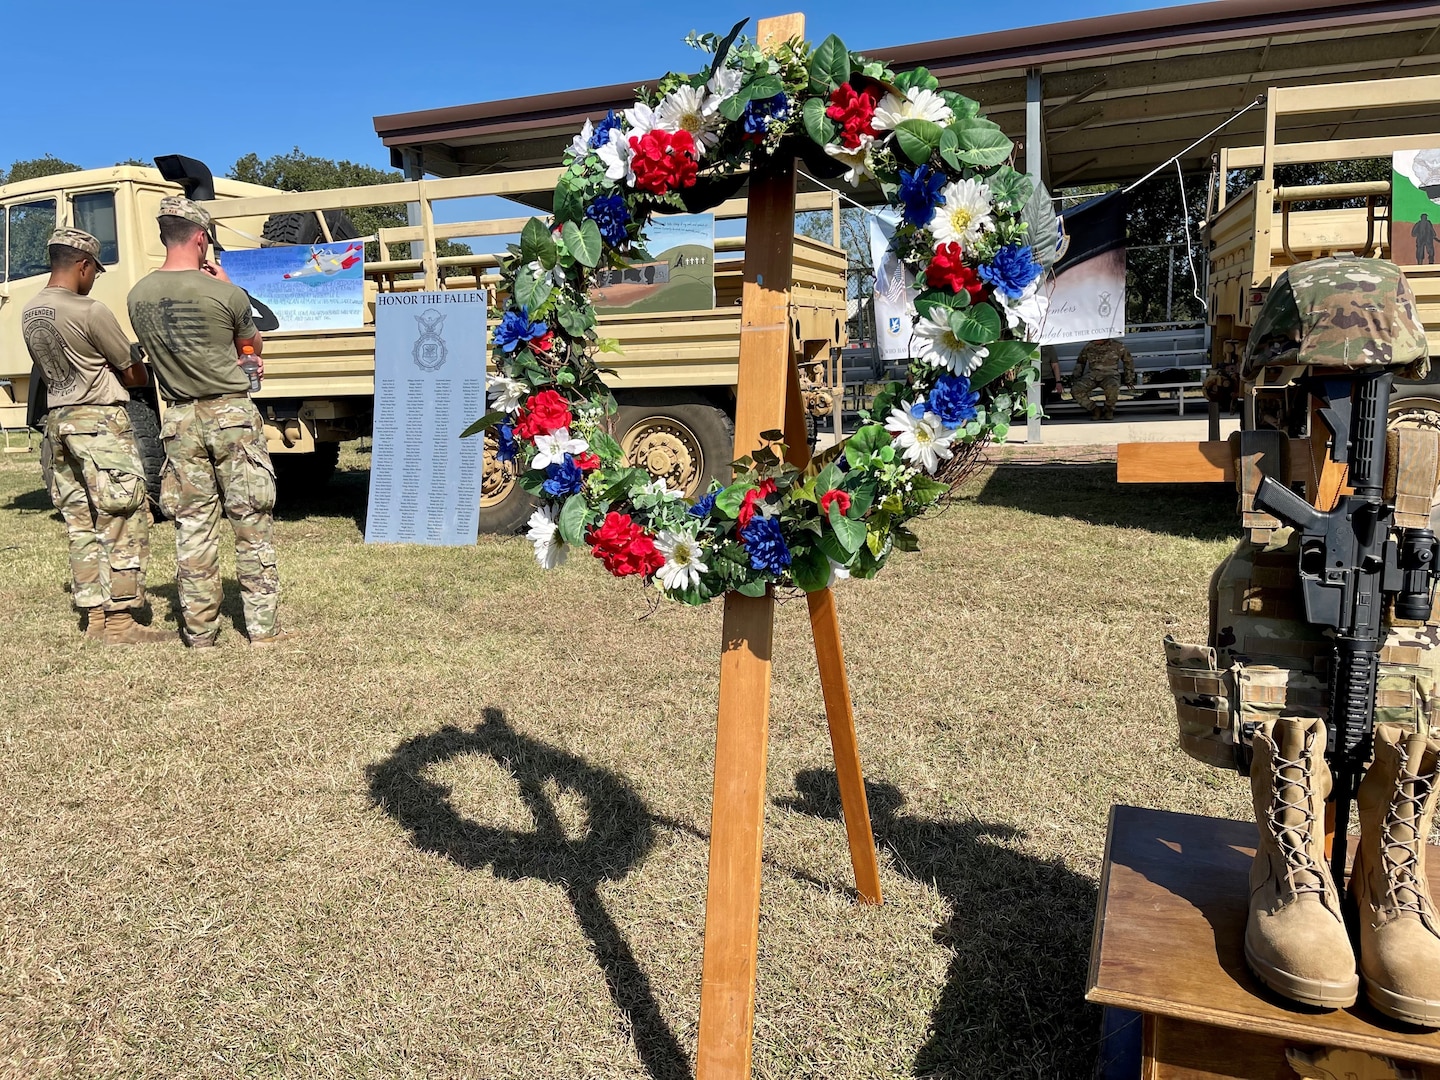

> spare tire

[
  {"left": 124, "top": 399, "right": 166, "bottom": 520},
  {"left": 261, "top": 210, "right": 359, "bottom": 246}
]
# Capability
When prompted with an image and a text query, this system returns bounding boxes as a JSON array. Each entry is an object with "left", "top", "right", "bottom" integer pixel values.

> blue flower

[
  {"left": 742, "top": 93, "right": 790, "bottom": 136},
  {"left": 909, "top": 400, "right": 927, "bottom": 419},
  {"left": 584, "top": 194, "right": 631, "bottom": 249},
  {"left": 978, "top": 244, "right": 1043, "bottom": 300},
  {"left": 591, "top": 110, "right": 622, "bottom": 149},
  {"left": 495, "top": 422, "right": 518, "bottom": 463},
  {"left": 689, "top": 491, "right": 719, "bottom": 518},
  {"left": 741, "top": 516, "right": 791, "bottom": 574},
  {"left": 898, "top": 165, "right": 946, "bottom": 228},
  {"left": 927, "top": 375, "right": 980, "bottom": 426},
  {"left": 495, "top": 308, "right": 548, "bottom": 353},
  {"left": 541, "top": 454, "right": 585, "bottom": 498}
]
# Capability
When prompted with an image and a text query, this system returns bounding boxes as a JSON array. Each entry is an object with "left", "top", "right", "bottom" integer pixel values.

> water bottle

[{"left": 240, "top": 344, "right": 262, "bottom": 394}]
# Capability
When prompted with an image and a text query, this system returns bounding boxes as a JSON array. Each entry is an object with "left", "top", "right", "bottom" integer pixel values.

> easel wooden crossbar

[{"left": 694, "top": 13, "right": 884, "bottom": 1080}]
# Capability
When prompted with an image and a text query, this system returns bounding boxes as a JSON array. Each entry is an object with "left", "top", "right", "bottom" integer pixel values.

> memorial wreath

[{"left": 464, "top": 24, "right": 1055, "bottom": 603}]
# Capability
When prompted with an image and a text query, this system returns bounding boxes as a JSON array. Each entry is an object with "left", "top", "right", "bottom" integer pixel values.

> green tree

[
  {"left": 797, "top": 205, "right": 873, "bottom": 338},
  {"left": 228, "top": 148, "right": 473, "bottom": 270},
  {"left": 1, "top": 155, "right": 81, "bottom": 186}
]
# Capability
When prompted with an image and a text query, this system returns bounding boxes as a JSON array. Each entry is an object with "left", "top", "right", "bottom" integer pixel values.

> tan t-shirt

[
  {"left": 21, "top": 287, "right": 135, "bottom": 408},
  {"left": 127, "top": 270, "right": 255, "bottom": 403}
]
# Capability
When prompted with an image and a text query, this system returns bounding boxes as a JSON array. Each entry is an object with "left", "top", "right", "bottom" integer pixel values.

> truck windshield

[
  {"left": 72, "top": 192, "right": 119, "bottom": 266},
  {"left": 4, "top": 199, "right": 57, "bottom": 282}
]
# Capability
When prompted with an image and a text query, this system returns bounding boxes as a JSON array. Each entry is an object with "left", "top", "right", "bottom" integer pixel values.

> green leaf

[
  {"left": 968, "top": 339, "right": 1039, "bottom": 391},
  {"left": 590, "top": 430, "right": 623, "bottom": 462},
  {"left": 893, "top": 118, "right": 943, "bottom": 165},
  {"left": 1022, "top": 181, "right": 1060, "bottom": 273},
  {"left": 557, "top": 302, "right": 595, "bottom": 337},
  {"left": 553, "top": 181, "right": 584, "bottom": 226},
  {"left": 910, "top": 475, "right": 950, "bottom": 504},
  {"left": 557, "top": 494, "right": 588, "bottom": 546},
  {"left": 894, "top": 66, "right": 939, "bottom": 92},
  {"left": 829, "top": 503, "right": 867, "bottom": 554},
  {"left": 791, "top": 545, "right": 832, "bottom": 592},
  {"left": 562, "top": 219, "right": 602, "bottom": 267},
  {"left": 719, "top": 92, "right": 750, "bottom": 122},
  {"left": 517, "top": 470, "right": 547, "bottom": 496},
  {"left": 808, "top": 34, "right": 851, "bottom": 93},
  {"left": 949, "top": 304, "right": 1001, "bottom": 346},
  {"left": 802, "top": 96, "right": 837, "bottom": 148},
  {"left": 813, "top": 461, "right": 841, "bottom": 496},
  {"left": 955, "top": 118, "right": 1013, "bottom": 168},
  {"left": 913, "top": 288, "right": 969, "bottom": 321},
  {"left": 941, "top": 91, "right": 981, "bottom": 120},
  {"left": 460, "top": 410, "right": 507, "bottom": 438},
  {"left": 714, "top": 482, "right": 750, "bottom": 519},
  {"left": 737, "top": 578, "right": 769, "bottom": 597},
  {"left": 597, "top": 338, "right": 624, "bottom": 354},
  {"left": 987, "top": 166, "right": 1034, "bottom": 213},
  {"left": 845, "top": 424, "right": 892, "bottom": 459},
  {"left": 892, "top": 526, "right": 920, "bottom": 552},
  {"left": 866, "top": 519, "right": 889, "bottom": 557},
  {"left": 938, "top": 126, "right": 963, "bottom": 173},
  {"left": 520, "top": 217, "right": 557, "bottom": 268},
  {"left": 848, "top": 477, "right": 879, "bottom": 517},
  {"left": 816, "top": 532, "right": 849, "bottom": 565},
  {"left": 513, "top": 270, "right": 553, "bottom": 315}
]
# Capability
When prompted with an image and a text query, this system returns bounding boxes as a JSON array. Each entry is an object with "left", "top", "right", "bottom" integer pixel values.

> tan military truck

[
  {"left": 0, "top": 158, "right": 847, "bottom": 531},
  {"left": 1118, "top": 71, "right": 1440, "bottom": 485}
]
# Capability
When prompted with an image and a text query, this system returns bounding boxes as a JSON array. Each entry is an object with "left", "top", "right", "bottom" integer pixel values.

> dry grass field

[{"left": 0, "top": 443, "right": 1248, "bottom": 1079}]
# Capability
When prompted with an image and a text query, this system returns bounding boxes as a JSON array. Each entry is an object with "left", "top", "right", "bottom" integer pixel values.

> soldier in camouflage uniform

[
  {"left": 22, "top": 229, "right": 173, "bottom": 644},
  {"left": 127, "top": 197, "right": 287, "bottom": 649},
  {"left": 1069, "top": 337, "right": 1136, "bottom": 420}
]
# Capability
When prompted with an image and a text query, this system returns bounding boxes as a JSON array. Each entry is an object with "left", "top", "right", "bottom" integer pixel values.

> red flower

[
  {"left": 926, "top": 243, "right": 986, "bottom": 301},
  {"left": 530, "top": 329, "right": 554, "bottom": 353},
  {"left": 825, "top": 83, "right": 878, "bottom": 149},
  {"left": 629, "top": 130, "right": 699, "bottom": 195},
  {"left": 573, "top": 451, "right": 601, "bottom": 472},
  {"left": 737, "top": 479, "right": 778, "bottom": 530},
  {"left": 819, "top": 489, "right": 851, "bottom": 516},
  {"left": 513, "top": 390, "right": 573, "bottom": 440},
  {"left": 586, "top": 512, "right": 665, "bottom": 578}
]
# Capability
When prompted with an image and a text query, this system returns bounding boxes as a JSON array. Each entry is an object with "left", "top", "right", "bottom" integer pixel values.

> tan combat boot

[
  {"left": 1244, "top": 715, "right": 1359, "bottom": 1008},
  {"left": 1352, "top": 723, "right": 1440, "bottom": 1026},
  {"left": 104, "top": 609, "right": 176, "bottom": 645},
  {"left": 83, "top": 608, "right": 106, "bottom": 641}
]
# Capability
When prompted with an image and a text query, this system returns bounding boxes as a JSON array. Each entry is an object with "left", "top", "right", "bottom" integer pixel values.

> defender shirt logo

[
  {"left": 412, "top": 309, "right": 448, "bottom": 371},
  {"left": 21, "top": 309, "right": 77, "bottom": 394}
]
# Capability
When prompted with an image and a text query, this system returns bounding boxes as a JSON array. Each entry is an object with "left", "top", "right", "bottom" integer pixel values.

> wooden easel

[{"left": 694, "top": 13, "right": 884, "bottom": 1080}]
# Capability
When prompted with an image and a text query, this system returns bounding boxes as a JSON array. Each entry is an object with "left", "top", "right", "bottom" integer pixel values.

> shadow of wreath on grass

[
  {"left": 366, "top": 707, "right": 689, "bottom": 1080},
  {"left": 778, "top": 769, "right": 1103, "bottom": 1079}
]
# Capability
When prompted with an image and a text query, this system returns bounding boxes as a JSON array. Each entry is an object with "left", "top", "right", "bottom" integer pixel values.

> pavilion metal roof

[{"left": 372, "top": 0, "right": 1440, "bottom": 189}]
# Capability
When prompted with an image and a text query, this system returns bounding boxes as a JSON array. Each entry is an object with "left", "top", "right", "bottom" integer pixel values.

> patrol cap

[
  {"left": 157, "top": 195, "right": 211, "bottom": 229},
  {"left": 48, "top": 227, "right": 105, "bottom": 272}
]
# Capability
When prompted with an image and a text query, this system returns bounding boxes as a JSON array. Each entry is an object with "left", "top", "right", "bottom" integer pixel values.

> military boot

[
  {"left": 83, "top": 608, "right": 106, "bottom": 641},
  {"left": 104, "top": 609, "right": 176, "bottom": 645},
  {"left": 1244, "top": 715, "right": 1358, "bottom": 1008},
  {"left": 1352, "top": 723, "right": 1440, "bottom": 1026}
]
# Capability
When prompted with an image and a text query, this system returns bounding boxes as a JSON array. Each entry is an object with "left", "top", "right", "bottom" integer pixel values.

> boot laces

[
  {"left": 1381, "top": 768, "right": 1434, "bottom": 916},
  {"left": 1269, "top": 742, "right": 1326, "bottom": 895}
]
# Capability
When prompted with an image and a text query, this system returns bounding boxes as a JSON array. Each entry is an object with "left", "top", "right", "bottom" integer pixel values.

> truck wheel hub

[{"left": 622, "top": 420, "right": 701, "bottom": 495}]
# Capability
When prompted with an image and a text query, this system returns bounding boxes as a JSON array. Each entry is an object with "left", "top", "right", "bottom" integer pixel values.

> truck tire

[
  {"left": 615, "top": 396, "right": 735, "bottom": 499},
  {"left": 479, "top": 428, "right": 536, "bottom": 535},
  {"left": 39, "top": 430, "right": 54, "bottom": 502},
  {"left": 273, "top": 442, "right": 341, "bottom": 499},
  {"left": 261, "top": 210, "right": 359, "bottom": 246},
  {"left": 124, "top": 399, "right": 166, "bottom": 520}
]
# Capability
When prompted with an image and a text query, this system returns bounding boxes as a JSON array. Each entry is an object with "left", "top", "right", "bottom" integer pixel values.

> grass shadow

[
  {"left": 3, "top": 484, "right": 58, "bottom": 514},
  {"left": 145, "top": 575, "right": 243, "bottom": 635},
  {"left": 779, "top": 769, "right": 1101, "bottom": 1079},
  {"left": 367, "top": 708, "right": 689, "bottom": 1080},
  {"left": 274, "top": 463, "right": 371, "bottom": 532},
  {"left": 968, "top": 464, "right": 1237, "bottom": 541}
]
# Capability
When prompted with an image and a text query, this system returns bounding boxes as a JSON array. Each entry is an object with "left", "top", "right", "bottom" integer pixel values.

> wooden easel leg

[
  {"left": 807, "top": 587, "right": 883, "bottom": 905},
  {"left": 696, "top": 592, "right": 776, "bottom": 1080}
]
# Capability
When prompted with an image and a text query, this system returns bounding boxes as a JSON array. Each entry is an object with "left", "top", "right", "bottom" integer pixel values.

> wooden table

[{"left": 1088, "top": 805, "right": 1440, "bottom": 1079}]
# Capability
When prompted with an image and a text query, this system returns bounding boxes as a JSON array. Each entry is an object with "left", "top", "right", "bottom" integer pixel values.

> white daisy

[
  {"left": 910, "top": 309, "right": 988, "bottom": 375},
  {"left": 596, "top": 127, "right": 635, "bottom": 185},
  {"left": 654, "top": 529, "right": 709, "bottom": 592},
  {"left": 526, "top": 505, "right": 567, "bottom": 569},
  {"left": 531, "top": 427, "right": 588, "bottom": 470},
  {"left": 929, "top": 179, "right": 994, "bottom": 248},
  {"left": 567, "top": 119, "right": 595, "bottom": 161},
  {"left": 823, "top": 135, "right": 876, "bottom": 187},
  {"left": 998, "top": 281, "right": 1050, "bottom": 341},
  {"left": 641, "top": 476, "right": 685, "bottom": 500},
  {"left": 873, "top": 87, "right": 954, "bottom": 131},
  {"left": 885, "top": 404, "right": 958, "bottom": 475},
  {"left": 654, "top": 85, "right": 720, "bottom": 155},
  {"left": 488, "top": 375, "right": 528, "bottom": 414},
  {"left": 707, "top": 66, "right": 743, "bottom": 102},
  {"left": 624, "top": 101, "right": 660, "bottom": 139}
]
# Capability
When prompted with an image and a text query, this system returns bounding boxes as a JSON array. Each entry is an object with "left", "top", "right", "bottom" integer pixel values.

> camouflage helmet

[{"left": 1242, "top": 256, "right": 1429, "bottom": 379}]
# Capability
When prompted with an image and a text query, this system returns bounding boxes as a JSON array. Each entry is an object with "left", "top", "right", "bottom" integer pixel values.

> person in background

[{"left": 1069, "top": 337, "right": 1136, "bottom": 421}]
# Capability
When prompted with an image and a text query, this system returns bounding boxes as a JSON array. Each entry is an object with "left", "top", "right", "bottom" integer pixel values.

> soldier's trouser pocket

[
  {"left": 83, "top": 445, "right": 146, "bottom": 517},
  {"left": 1164, "top": 636, "right": 1242, "bottom": 770},
  {"left": 229, "top": 440, "right": 276, "bottom": 516}
]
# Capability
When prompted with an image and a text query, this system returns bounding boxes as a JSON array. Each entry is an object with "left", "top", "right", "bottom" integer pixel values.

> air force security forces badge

[{"left": 412, "top": 308, "right": 448, "bottom": 371}]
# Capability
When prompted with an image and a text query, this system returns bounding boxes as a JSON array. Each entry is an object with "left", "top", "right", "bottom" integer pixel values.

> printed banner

[
  {"left": 218, "top": 241, "right": 366, "bottom": 332},
  {"left": 1392, "top": 150, "right": 1440, "bottom": 265},
  {"left": 1040, "top": 191, "right": 1127, "bottom": 345},
  {"left": 868, "top": 209, "right": 919, "bottom": 363},
  {"left": 591, "top": 213, "right": 714, "bottom": 313},
  {"left": 365, "top": 290, "right": 486, "bottom": 546}
]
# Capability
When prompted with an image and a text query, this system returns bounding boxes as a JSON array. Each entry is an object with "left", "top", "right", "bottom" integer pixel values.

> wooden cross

[{"left": 695, "top": 13, "right": 883, "bottom": 1079}]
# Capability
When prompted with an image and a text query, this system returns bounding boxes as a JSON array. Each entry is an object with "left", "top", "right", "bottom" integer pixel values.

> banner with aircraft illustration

[{"left": 218, "top": 240, "right": 366, "bottom": 332}]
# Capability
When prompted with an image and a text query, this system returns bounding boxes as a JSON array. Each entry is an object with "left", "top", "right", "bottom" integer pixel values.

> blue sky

[{"left": 6, "top": 0, "right": 1195, "bottom": 180}]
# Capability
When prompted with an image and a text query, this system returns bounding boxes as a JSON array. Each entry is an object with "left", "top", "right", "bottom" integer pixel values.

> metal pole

[
  {"left": 1166, "top": 247, "right": 1175, "bottom": 322},
  {"left": 401, "top": 148, "right": 425, "bottom": 263},
  {"left": 1025, "top": 68, "right": 1044, "bottom": 444}
]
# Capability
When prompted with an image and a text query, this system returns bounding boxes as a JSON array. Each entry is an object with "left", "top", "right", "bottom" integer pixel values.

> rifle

[{"left": 1253, "top": 371, "right": 1440, "bottom": 895}]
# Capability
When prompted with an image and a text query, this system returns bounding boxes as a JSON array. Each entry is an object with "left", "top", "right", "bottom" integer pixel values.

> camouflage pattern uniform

[
  {"left": 1070, "top": 338, "right": 1136, "bottom": 419},
  {"left": 23, "top": 228, "right": 153, "bottom": 616},
  {"left": 128, "top": 196, "right": 280, "bottom": 646}
]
